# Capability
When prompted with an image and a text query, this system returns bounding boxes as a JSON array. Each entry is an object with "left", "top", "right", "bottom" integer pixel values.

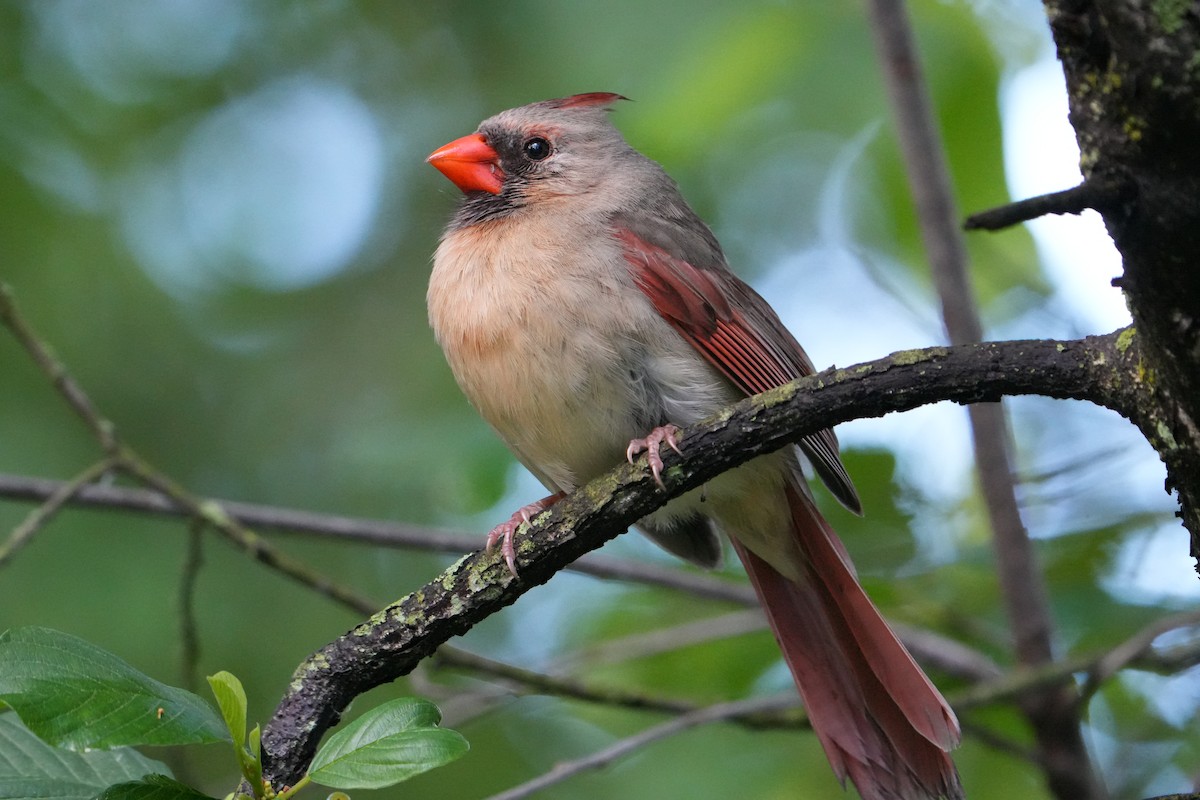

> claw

[
  {"left": 485, "top": 492, "right": 564, "bottom": 576},
  {"left": 626, "top": 424, "right": 683, "bottom": 489}
]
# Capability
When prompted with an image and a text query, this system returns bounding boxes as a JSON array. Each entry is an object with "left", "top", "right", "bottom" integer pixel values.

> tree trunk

[{"left": 1043, "top": 0, "right": 1200, "bottom": 556}]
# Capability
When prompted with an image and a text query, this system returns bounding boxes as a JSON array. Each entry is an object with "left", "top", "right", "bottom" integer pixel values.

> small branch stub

[{"left": 965, "top": 177, "right": 1135, "bottom": 231}]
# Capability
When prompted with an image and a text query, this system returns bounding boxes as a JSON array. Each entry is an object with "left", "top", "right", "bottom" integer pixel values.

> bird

[{"left": 425, "top": 92, "right": 962, "bottom": 800}]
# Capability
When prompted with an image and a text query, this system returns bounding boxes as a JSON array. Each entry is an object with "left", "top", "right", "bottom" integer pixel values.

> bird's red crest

[{"left": 542, "top": 92, "right": 628, "bottom": 110}]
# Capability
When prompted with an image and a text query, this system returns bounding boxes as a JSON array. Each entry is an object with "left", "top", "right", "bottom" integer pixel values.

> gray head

[{"left": 428, "top": 93, "right": 655, "bottom": 224}]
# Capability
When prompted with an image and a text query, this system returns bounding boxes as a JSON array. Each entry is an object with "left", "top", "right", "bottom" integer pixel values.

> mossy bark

[{"left": 1044, "top": 0, "right": 1200, "bottom": 555}]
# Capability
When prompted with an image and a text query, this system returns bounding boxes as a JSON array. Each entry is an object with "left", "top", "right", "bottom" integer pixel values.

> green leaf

[
  {"left": 244, "top": 725, "right": 262, "bottom": 791},
  {"left": 94, "top": 775, "right": 216, "bottom": 800},
  {"left": 204, "top": 672, "right": 260, "bottom": 794},
  {"left": 206, "top": 671, "right": 260, "bottom": 796},
  {"left": 0, "top": 628, "right": 229, "bottom": 750},
  {"left": 205, "top": 672, "right": 247, "bottom": 748},
  {"left": 0, "top": 712, "right": 168, "bottom": 800},
  {"left": 308, "top": 699, "right": 468, "bottom": 790}
]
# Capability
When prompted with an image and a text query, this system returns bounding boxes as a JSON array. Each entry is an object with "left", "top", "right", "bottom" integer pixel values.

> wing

[{"left": 612, "top": 213, "right": 861, "bottom": 514}]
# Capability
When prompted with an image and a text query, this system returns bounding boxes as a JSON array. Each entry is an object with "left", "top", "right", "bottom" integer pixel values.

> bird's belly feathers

[{"left": 429, "top": 221, "right": 732, "bottom": 492}]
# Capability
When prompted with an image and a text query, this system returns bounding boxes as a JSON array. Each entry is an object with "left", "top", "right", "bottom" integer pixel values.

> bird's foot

[
  {"left": 626, "top": 424, "right": 683, "bottom": 489},
  {"left": 485, "top": 492, "right": 565, "bottom": 576}
]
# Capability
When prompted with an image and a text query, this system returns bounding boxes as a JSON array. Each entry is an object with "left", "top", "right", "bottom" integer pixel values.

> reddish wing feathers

[
  {"left": 615, "top": 227, "right": 804, "bottom": 395},
  {"left": 615, "top": 225, "right": 861, "bottom": 513}
]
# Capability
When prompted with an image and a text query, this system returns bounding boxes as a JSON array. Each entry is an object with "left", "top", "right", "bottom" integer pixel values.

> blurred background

[{"left": 1, "top": 1, "right": 1197, "bottom": 798}]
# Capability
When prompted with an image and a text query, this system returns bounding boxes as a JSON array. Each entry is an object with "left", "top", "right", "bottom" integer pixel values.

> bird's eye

[{"left": 522, "top": 136, "right": 552, "bottom": 161}]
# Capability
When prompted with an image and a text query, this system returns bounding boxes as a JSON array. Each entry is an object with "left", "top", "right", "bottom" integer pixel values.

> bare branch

[
  {"left": 434, "top": 647, "right": 711, "bottom": 719},
  {"left": 121, "top": 455, "right": 381, "bottom": 615},
  {"left": 547, "top": 609, "right": 767, "bottom": 673},
  {"left": 950, "top": 611, "right": 1200, "bottom": 710},
  {"left": 1081, "top": 608, "right": 1200, "bottom": 699},
  {"left": 0, "top": 459, "right": 118, "bottom": 570},
  {"left": 0, "top": 284, "right": 119, "bottom": 453},
  {"left": 866, "top": 0, "right": 980, "bottom": 344},
  {"left": 965, "top": 179, "right": 1135, "bottom": 231},
  {"left": 0, "top": 471, "right": 754, "bottom": 603}
]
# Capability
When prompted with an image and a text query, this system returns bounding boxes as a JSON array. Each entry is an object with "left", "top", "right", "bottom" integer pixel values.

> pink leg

[
  {"left": 486, "top": 492, "right": 565, "bottom": 576},
  {"left": 626, "top": 424, "right": 683, "bottom": 489}
]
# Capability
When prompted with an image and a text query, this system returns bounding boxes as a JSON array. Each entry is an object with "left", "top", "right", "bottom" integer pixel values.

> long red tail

[{"left": 731, "top": 486, "right": 962, "bottom": 800}]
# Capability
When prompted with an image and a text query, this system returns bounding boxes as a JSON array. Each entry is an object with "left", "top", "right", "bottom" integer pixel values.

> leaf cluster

[{"left": 0, "top": 628, "right": 468, "bottom": 800}]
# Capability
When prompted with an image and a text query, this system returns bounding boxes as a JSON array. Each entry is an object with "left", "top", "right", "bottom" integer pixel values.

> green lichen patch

[
  {"left": 890, "top": 347, "right": 945, "bottom": 367},
  {"left": 1153, "top": 0, "right": 1190, "bottom": 35},
  {"left": 1116, "top": 327, "right": 1137, "bottom": 353}
]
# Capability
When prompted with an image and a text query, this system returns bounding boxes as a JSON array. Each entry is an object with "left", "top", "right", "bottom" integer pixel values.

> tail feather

[
  {"left": 788, "top": 486, "right": 960, "bottom": 752},
  {"left": 729, "top": 486, "right": 962, "bottom": 800}
]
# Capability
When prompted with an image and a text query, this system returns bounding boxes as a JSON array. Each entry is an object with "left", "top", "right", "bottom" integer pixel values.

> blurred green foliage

[{"left": 0, "top": 1, "right": 1195, "bottom": 798}]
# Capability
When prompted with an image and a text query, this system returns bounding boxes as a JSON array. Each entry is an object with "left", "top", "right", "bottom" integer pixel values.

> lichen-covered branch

[{"left": 261, "top": 329, "right": 1145, "bottom": 786}]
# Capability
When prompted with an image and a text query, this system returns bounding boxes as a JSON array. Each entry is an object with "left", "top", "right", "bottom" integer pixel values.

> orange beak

[{"left": 426, "top": 133, "right": 504, "bottom": 195}]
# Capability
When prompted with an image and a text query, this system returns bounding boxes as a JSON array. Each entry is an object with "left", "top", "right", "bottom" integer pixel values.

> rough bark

[{"left": 1043, "top": 0, "right": 1200, "bottom": 556}]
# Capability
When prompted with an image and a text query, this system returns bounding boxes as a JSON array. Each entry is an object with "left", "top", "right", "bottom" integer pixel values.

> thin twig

[
  {"left": 0, "top": 473, "right": 473, "bottom": 549},
  {"left": 0, "top": 459, "right": 118, "bottom": 569},
  {"left": 434, "top": 647, "right": 711, "bottom": 719},
  {"left": 966, "top": 188, "right": 1086, "bottom": 230},
  {"left": 1081, "top": 608, "right": 1200, "bottom": 699},
  {"left": 0, "top": 287, "right": 380, "bottom": 617},
  {"left": 950, "top": 611, "right": 1200, "bottom": 710},
  {"left": 889, "top": 620, "right": 1005, "bottom": 683},
  {"left": 0, "top": 284, "right": 119, "bottom": 453},
  {"left": 964, "top": 177, "right": 1135, "bottom": 231},
  {"left": 0, "top": 471, "right": 756, "bottom": 604},
  {"left": 478, "top": 695, "right": 798, "bottom": 800},
  {"left": 120, "top": 454, "right": 379, "bottom": 616},
  {"left": 570, "top": 555, "right": 754, "bottom": 603},
  {"left": 179, "top": 522, "right": 205, "bottom": 694},
  {"left": 960, "top": 719, "right": 1039, "bottom": 763},
  {"left": 547, "top": 609, "right": 768, "bottom": 673}
]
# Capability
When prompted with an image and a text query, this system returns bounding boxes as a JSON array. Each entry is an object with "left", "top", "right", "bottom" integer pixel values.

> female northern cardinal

[{"left": 426, "top": 93, "right": 961, "bottom": 800}]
